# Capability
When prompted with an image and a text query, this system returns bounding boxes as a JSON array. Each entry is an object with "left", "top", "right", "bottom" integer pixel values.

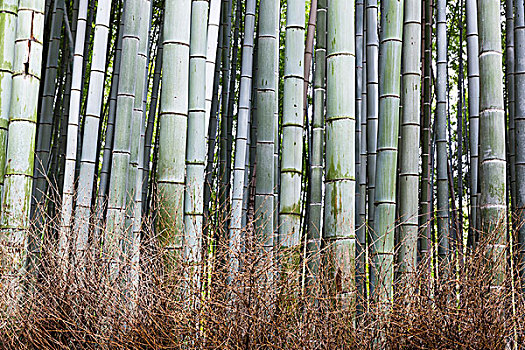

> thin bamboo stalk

[
  {"left": 32, "top": 0, "right": 64, "bottom": 224},
  {"left": 305, "top": 0, "right": 326, "bottom": 294},
  {"left": 95, "top": 17, "right": 123, "bottom": 233},
  {"left": 60, "top": 0, "right": 90, "bottom": 262},
  {"left": 143, "top": 38, "right": 162, "bottom": 212},
  {"left": 419, "top": 0, "right": 433, "bottom": 259},
  {"left": 513, "top": 0, "right": 525, "bottom": 282},
  {"left": 365, "top": 0, "right": 379, "bottom": 233},
  {"left": 73, "top": 0, "right": 114, "bottom": 262},
  {"left": 229, "top": 0, "right": 256, "bottom": 275},
  {"left": 465, "top": 0, "right": 480, "bottom": 246},
  {"left": 204, "top": 0, "right": 222, "bottom": 133},
  {"left": 435, "top": 0, "right": 450, "bottom": 265}
]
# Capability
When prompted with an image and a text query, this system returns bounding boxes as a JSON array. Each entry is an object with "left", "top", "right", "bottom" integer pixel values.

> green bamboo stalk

[
  {"left": 125, "top": 0, "right": 148, "bottom": 238},
  {"left": 0, "top": 0, "right": 45, "bottom": 299},
  {"left": 435, "top": 0, "right": 449, "bottom": 265},
  {"left": 397, "top": 0, "right": 421, "bottom": 282},
  {"left": 128, "top": 0, "right": 152, "bottom": 289},
  {"left": 465, "top": 0, "right": 479, "bottom": 246},
  {"left": 104, "top": 0, "right": 141, "bottom": 276},
  {"left": 355, "top": 0, "right": 367, "bottom": 306},
  {"left": 184, "top": 0, "right": 209, "bottom": 279},
  {"left": 32, "top": 0, "right": 64, "bottom": 224},
  {"left": 246, "top": 37, "right": 258, "bottom": 228},
  {"left": 254, "top": 0, "right": 279, "bottom": 255},
  {"left": 156, "top": 0, "right": 191, "bottom": 262},
  {"left": 365, "top": 0, "right": 379, "bottom": 233},
  {"left": 325, "top": 0, "right": 356, "bottom": 304},
  {"left": 204, "top": 0, "right": 222, "bottom": 136},
  {"left": 60, "top": 0, "right": 90, "bottom": 261},
  {"left": 279, "top": 0, "right": 305, "bottom": 256},
  {"left": 370, "top": 0, "right": 404, "bottom": 302},
  {"left": 74, "top": 0, "right": 114, "bottom": 262},
  {"left": 229, "top": 0, "right": 256, "bottom": 274},
  {"left": 303, "top": 0, "right": 317, "bottom": 118},
  {"left": 513, "top": 0, "right": 525, "bottom": 282},
  {"left": 224, "top": 0, "right": 241, "bottom": 234},
  {"left": 506, "top": 0, "right": 516, "bottom": 225},
  {"left": 419, "top": 0, "right": 433, "bottom": 259},
  {"left": 477, "top": 0, "right": 507, "bottom": 286},
  {"left": 0, "top": 0, "right": 18, "bottom": 197},
  {"left": 306, "top": 0, "right": 326, "bottom": 292},
  {"left": 203, "top": 24, "right": 222, "bottom": 227},
  {"left": 95, "top": 18, "right": 123, "bottom": 233},
  {"left": 143, "top": 38, "right": 162, "bottom": 212},
  {"left": 355, "top": 0, "right": 363, "bottom": 236},
  {"left": 356, "top": 7, "right": 368, "bottom": 312},
  {"left": 218, "top": 0, "right": 233, "bottom": 227}
]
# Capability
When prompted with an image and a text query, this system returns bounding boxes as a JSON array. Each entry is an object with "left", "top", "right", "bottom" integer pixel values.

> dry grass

[{"left": 0, "top": 211, "right": 523, "bottom": 349}]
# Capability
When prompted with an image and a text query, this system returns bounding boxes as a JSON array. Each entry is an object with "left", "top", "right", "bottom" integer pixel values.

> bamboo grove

[{"left": 0, "top": 0, "right": 522, "bottom": 322}]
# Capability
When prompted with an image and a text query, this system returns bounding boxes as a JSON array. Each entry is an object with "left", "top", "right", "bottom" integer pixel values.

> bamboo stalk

[
  {"left": 370, "top": 0, "right": 404, "bottom": 302},
  {"left": 397, "top": 0, "right": 421, "bottom": 283},
  {"left": 325, "top": 0, "right": 356, "bottom": 305},
  {"left": 477, "top": 0, "right": 508, "bottom": 287}
]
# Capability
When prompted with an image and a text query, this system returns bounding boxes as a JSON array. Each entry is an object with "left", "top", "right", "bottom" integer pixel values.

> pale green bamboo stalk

[
  {"left": 105, "top": 0, "right": 141, "bottom": 276},
  {"left": 95, "top": 18, "right": 123, "bottom": 232},
  {"left": 507, "top": 0, "right": 516, "bottom": 225},
  {"left": 143, "top": 36, "right": 162, "bottom": 211},
  {"left": 397, "top": 0, "right": 421, "bottom": 282},
  {"left": 0, "top": 0, "right": 45, "bottom": 299},
  {"left": 203, "top": 25, "right": 222, "bottom": 225},
  {"left": 366, "top": 0, "right": 379, "bottom": 232},
  {"left": 325, "top": 0, "right": 356, "bottom": 304},
  {"left": 218, "top": 0, "right": 233, "bottom": 226},
  {"left": 229, "top": 0, "right": 255, "bottom": 275},
  {"left": 184, "top": 0, "right": 209, "bottom": 280},
  {"left": 279, "top": 0, "right": 305, "bottom": 257},
  {"left": 60, "top": 0, "right": 90, "bottom": 261},
  {"left": 357, "top": 3, "right": 367, "bottom": 307},
  {"left": 355, "top": 0, "right": 363, "bottom": 240},
  {"left": 419, "top": 0, "right": 433, "bottom": 259},
  {"left": 465, "top": 0, "right": 479, "bottom": 245},
  {"left": 245, "top": 37, "right": 258, "bottom": 228},
  {"left": 128, "top": 0, "right": 151, "bottom": 231},
  {"left": 435, "top": 0, "right": 449, "bottom": 264},
  {"left": 355, "top": 0, "right": 366, "bottom": 304},
  {"left": 303, "top": 0, "right": 317, "bottom": 117},
  {"left": 306, "top": 0, "right": 326, "bottom": 291},
  {"left": 477, "top": 0, "right": 507, "bottom": 286},
  {"left": 0, "top": 0, "right": 18, "bottom": 198},
  {"left": 156, "top": 0, "right": 191, "bottom": 260},
  {"left": 129, "top": 0, "right": 152, "bottom": 296},
  {"left": 32, "top": 0, "right": 64, "bottom": 223},
  {"left": 370, "top": 0, "right": 404, "bottom": 302},
  {"left": 254, "top": 0, "right": 279, "bottom": 255},
  {"left": 73, "top": 0, "right": 114, "bottom": 262},
  {"left": 513, "top": 0, "right": 525, "bottom": 282},
  {"left": 204, "top": 0, "right": 222, "bottom": 135},
  {"left": 224, "top": 0, "right": 241, "bottom": 233},
  {"left": 204, "top": 23, "right": 224, "bottom": 230}
]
